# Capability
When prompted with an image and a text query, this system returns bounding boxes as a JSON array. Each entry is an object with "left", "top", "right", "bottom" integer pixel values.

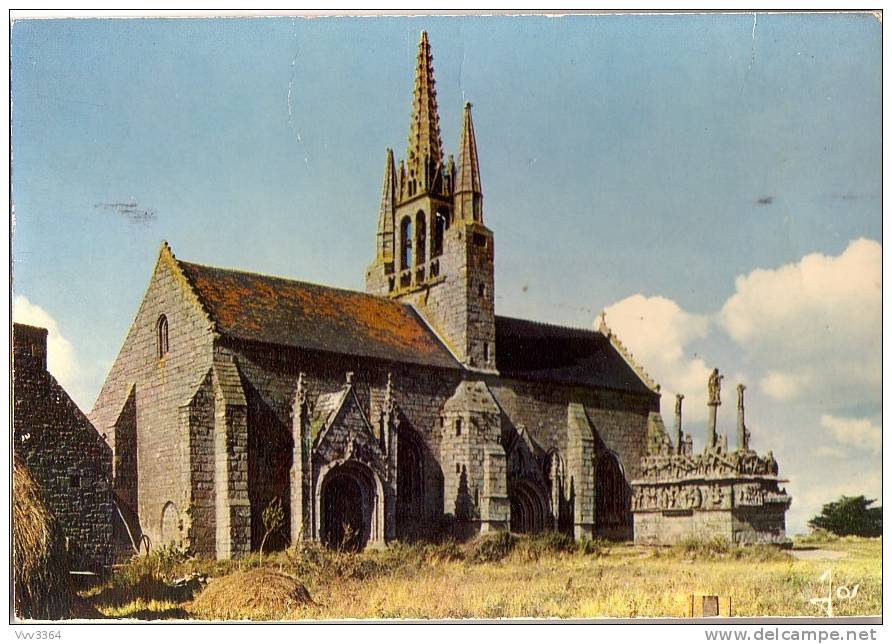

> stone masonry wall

[
  {"left": 90, "top": 248, "right": 216, "bottom": 550},
  {"left": 181, "top": 371, "right": 216, "bottom": 557},
  {"left": 401, "top": 220, "right": 496, "bottom": 370},
  {"left": 488, "top": 377, "right": 655, "bottom": 482},
  {"left": 223, "top": 340, "right": 461, "bottom": 541},
  {"left": 224, "top": 338, "right": 655, "bottom": 545},
  {"left": 13, "top": 324, "right": 114, "bottom": 572}
]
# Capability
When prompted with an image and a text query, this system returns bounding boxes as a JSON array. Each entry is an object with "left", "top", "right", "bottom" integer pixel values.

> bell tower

[{"left": 366, "top": 32, "right": 496, "bottom": 371}]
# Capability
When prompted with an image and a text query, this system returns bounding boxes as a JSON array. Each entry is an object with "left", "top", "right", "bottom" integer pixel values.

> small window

[
  {"left": 69, "top": 473, "right": 81, "bottom": 489},
  {"left": 432, "top": 210, "right": 447, "bottom": 257},
  {"left": 478, "top": 283, "right": 487, "bottom": 298},
  {"left": 473, "top": 233, "right": 487, "bottom": 247},
  {"left": 415, "top": 210, "right": 427, "bottom": 267},
  {"left": 455, "top": 418, "right": 463, "bottom": 436},
  {"left": 483, "top": 342, "right": 491, "bottom": 363},
  {"left": 400, "top": 217, "right": 413, "bottom": 270},
  {"left": 157, "top": 314, "right": 169, "bottom": 358}
]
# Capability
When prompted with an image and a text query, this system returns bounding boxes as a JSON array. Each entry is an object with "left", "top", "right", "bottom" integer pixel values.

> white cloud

[
  {"left": 820, "top": 414, "right": 881, "bottom": 453},
  {"left": 13, "top": 295, "right": 92, "bottom": 409},
  {"left": 759, "top": 370, "right": 811, "bottom": 402},
  {"left": 599, "top": 238, "right": 882, "bottom": 535},
  {"left": 718, "top": 238, "right": 881, "bottom": 408},
  {"left": 603, "top": 294, "right": 713, "bottom": 422}
]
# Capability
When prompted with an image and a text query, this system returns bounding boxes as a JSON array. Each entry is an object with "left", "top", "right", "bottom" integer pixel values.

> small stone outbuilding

[{"left": 12, "top": 323, "right": 114, "bottom": 572}]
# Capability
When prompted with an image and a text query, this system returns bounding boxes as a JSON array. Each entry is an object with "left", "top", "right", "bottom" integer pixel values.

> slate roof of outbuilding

[{"left": 175, "top": 259, "right": 656, "bottom": 395}]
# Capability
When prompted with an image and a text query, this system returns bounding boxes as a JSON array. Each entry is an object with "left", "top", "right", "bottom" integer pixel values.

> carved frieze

[
  {"left": 633, "top": 478, "right": 790, "bottom": 513},
  {"left": 638, "top": 448, "right": 779, "bottom": 483}
]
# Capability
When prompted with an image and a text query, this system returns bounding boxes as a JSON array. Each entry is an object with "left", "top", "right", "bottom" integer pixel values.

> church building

[{"left": 89, "top": 32, "right": 674, "bottom": 558}]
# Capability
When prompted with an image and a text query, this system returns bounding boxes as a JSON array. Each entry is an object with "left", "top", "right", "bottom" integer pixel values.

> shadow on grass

[
  {"left": 115, "top": 606, "right": 190, "bottom": 621},
  {"left": 87, "top": 575, "right": 202, "bottom": 609}
]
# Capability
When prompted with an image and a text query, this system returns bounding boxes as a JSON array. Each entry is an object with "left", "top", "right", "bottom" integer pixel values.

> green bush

[
  {"left": 797, "top": 528, "right": 840, "bottom": 544},
  {"left": 465, "top": 531, "right": 516, "bottom": 563},
  {"left": 117, "top": 543, "right": 191, "bottom": 585},
  {"left": 808, "top": 496, "right": 882, "bottom": 538},
  {"left": 575, "top": 537, "right": 611, "bottom": 557},
  {"left": 511, "top": 532, "right": 576, "bottom": 561},
  {"left": 284, "top": 541, "right": 382, "bottom": 581},
  {"left": 655, "top": 536, "right": 789, "bottom": 562}
]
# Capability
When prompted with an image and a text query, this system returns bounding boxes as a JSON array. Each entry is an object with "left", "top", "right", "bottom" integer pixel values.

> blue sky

[{"left": 11, "top": 14, "right": 881, "bottom": 533}]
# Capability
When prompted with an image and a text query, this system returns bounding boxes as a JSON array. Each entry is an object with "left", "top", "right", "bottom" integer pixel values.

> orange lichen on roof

[{"left": 177, "top": 260, "right": 459, "bottom": 369}]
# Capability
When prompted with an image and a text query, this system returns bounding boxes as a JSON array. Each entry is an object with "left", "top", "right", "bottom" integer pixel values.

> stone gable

[{"left": 13, "top": 323, "right": 114, "bottom": 572}]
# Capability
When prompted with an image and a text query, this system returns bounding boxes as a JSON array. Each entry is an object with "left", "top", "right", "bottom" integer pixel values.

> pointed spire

[
  {"left": 398, "top": 159, "right": 407, "bottom": 200},
  {"left": 376, "top": 148, "right": 397, "bottom": 261},
  {"left": 406, "top": 31, "right": 443, "bottom": 191},
  {"left": 454, "top": 102, "right": 483, "bottom": 222},
  {"left": 598, "top": 310, "right": 610, "bottom": 335},
  {"left": 455, "top": 102, "right": 481, "bottom": 194}
]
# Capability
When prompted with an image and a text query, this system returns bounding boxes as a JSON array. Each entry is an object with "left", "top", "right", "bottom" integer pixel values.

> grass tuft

[{"left": 654, "top": 536, "right": 792, "bottom": 562}]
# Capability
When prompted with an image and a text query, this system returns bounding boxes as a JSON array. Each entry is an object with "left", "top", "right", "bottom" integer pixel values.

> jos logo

[{"left": 809, "top": 568, "right": 859, "bottom": 617}]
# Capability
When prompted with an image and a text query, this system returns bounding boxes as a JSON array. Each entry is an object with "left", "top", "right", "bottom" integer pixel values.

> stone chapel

[{"left": 88, "top": 32, "right": 787, "bottom": 558}]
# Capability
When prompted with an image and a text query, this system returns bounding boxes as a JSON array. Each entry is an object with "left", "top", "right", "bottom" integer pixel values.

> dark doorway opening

[
  {"left": 396, "top": 429, "right": 425, "bottom": 540},
  {"left": 321, "top": 467, "right": 369, "bottom": 551},
  {"left": 509, "top": 480, "right": 549, "bottom": 534},
  {"left": 595, "top": 452, "right": 631, "bottom": 536}
]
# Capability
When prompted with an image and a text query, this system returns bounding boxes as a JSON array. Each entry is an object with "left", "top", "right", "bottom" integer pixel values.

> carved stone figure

[{"left": 708, "top": 368, "right": 723, "bottom": 405}]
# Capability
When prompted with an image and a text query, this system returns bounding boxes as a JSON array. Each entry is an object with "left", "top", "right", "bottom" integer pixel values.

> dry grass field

[{"left": 77, "top": 533, "right": 881, "bottom": 621}]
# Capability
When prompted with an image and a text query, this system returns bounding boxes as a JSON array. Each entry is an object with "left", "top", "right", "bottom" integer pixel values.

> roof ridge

[
  {"left": 173, "top": 251, "right": 461, "bottom": 370},
  {"left": 495, "top": 314, "right": 601, "bottom": 336},
  {"left": 159, "top": 242, "right": 219, "bottom": 335},
  {"left": 178, "top": 257, "right": 412, "bottom": 307},
  {"left": 406, "top": 302, "right": 466, "bottom": 368},
  {"left": 596, "top": 311, "right": 661, "bottom": 394}
]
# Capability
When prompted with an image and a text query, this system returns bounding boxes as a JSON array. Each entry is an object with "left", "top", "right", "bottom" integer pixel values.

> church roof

[
  {"left": 177, "top": 260, "right": 460, "bottom": 370},
  {"left": 494, "top": 316, "right": 656, "bottom": 394},
  {"left": 173, "top": 258, "right": 655, "bottom": 395}
]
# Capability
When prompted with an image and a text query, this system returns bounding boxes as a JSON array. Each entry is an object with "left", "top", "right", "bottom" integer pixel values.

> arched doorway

[
  {"left": 160, "top": 502, "right": 179, "bottom": 546},
  {"left": 595, "top": 452, "right": 630, "bottom": 534},
  {"left": 396, "top": 429, "right": 425, "bottom": 540},
  {"left": 509, "top": 480, "right": 549, "bottom": 534},
  {"left": 319, "top": 462, "right": 378, "bottom": 551}
]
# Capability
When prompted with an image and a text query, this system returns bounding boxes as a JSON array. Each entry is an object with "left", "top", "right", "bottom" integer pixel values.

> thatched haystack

[
  {"left": 189, "top": 568, "right": 312, "bottom": 620},
  {"left": 13, "top": 455, "right": 72, "bottom": 620}
]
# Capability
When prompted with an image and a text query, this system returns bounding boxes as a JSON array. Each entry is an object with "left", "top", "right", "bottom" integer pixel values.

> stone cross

[
  {"left": 706, "top": 368, "right": 723, "bottom": 449},
  {"left": 674, "top": 394, "right": 684, "bottom": 455}
]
